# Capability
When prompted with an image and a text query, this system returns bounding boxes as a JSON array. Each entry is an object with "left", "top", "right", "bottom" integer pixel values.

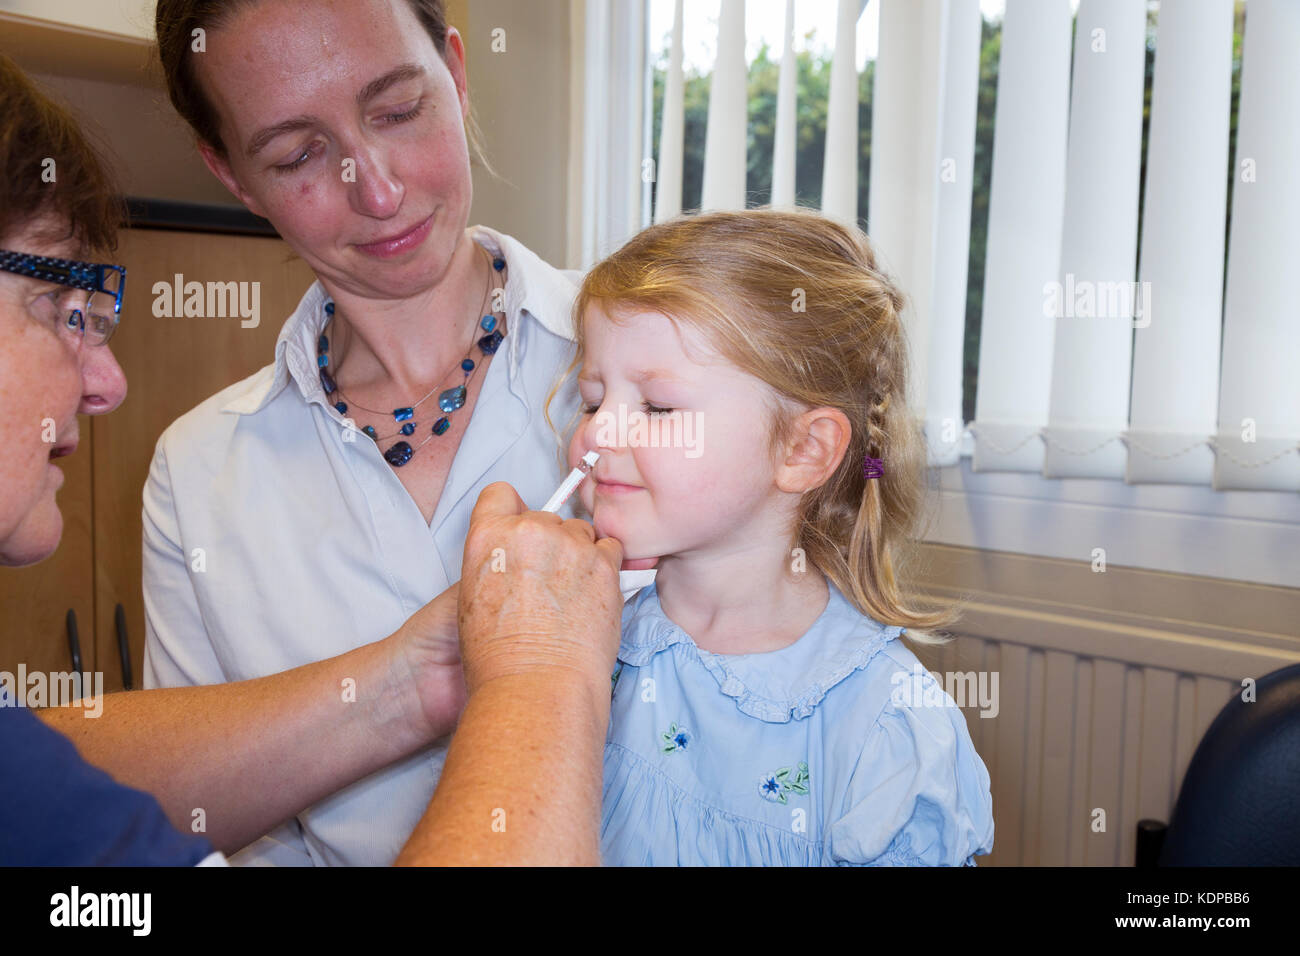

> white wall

[
  {"left": 449, "top": 0, "right": 573, "bottom": 269},
  {"left": 0, "top": 0, "right": 155, "bottom": 39}
]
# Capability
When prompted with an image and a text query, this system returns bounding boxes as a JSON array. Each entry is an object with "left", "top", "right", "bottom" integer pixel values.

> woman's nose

[
  {"left": 79, "top": 342, "right": 127, "bottom": 415},
  {"left": 347, "top": 146, "right": 404, "bottom": 219}
]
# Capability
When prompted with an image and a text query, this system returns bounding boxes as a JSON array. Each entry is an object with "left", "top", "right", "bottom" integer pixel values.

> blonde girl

[{"left": 548, "top": 208, "right": 994, "bottom": 866}]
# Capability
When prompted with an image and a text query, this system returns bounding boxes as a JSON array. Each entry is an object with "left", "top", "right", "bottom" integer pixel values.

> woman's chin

[{"left": 0, "top": 505, "right": 63, "bottom": 568}]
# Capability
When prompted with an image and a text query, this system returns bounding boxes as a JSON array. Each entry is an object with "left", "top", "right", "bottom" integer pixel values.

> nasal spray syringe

[
  {"left": 540, "top": 450, "right": 600, "bottom": 513},
  {"left": 542, "top": 450, "right": 650, "bottom": 594}
]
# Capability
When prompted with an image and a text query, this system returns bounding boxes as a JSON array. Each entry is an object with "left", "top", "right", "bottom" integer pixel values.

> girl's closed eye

[
  {"left": 581, "top": 400, "right": 675, "bottom": 415},
  {"left": 379, "top": 100, "right": 424, "bottom": 125}
]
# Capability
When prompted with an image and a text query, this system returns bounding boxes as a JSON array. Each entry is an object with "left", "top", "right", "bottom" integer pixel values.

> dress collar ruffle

[{"left": 618, "top": 579, "right": 905, "bottom": 723}]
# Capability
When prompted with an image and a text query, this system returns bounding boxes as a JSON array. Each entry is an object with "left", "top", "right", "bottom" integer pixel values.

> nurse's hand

[
  {"left": 458, "top": 482, "right": 625, "bottom": 693},
  {"left": 396, "top": 483, "right": 624, "bottom": 865},
  {"left": 392, "top": 580, "right": 469, "bottom": 742}
]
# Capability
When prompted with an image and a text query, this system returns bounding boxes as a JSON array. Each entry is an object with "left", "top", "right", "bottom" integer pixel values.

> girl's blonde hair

[{"left": 546, "top": 207, "right": 962, "bottom": 646}]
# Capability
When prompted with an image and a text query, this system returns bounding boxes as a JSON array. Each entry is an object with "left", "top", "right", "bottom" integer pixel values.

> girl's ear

[{"left": 775, "top": 407, "right": 852, "bottom": 495}]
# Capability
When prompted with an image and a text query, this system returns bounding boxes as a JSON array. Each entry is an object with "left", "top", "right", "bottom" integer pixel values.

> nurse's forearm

[
  {"left": 36, "top": 633, "right": 438, "bottom": 855},
  {"left": 396, "top": 668, "right": 608, "bottom": 866}
]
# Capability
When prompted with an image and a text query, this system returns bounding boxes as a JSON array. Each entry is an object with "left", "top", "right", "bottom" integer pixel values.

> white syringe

[{"left": 540, "top": 450, "right": 600, "bottom": 513}]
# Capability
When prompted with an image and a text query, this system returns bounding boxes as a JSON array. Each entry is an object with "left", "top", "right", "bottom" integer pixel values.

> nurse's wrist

[
  {"left": 469, "top": 663, "right": 611, "bottom": 729},
  {"left": 462, "top": 642, "right": 617, "bottom": 705}
]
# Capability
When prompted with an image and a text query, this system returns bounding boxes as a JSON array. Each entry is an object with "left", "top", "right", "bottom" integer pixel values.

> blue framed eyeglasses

[{"left": 0, "top": 248, "right": 126, "bottom": 346}]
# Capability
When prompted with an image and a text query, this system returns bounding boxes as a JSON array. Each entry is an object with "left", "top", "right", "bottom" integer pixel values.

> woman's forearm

[
  {"left": 397, "top": 668, "right": 609, "bottom": 866},
  {"left": 37, "top": 634, "right": 438, "bottom": 855}
]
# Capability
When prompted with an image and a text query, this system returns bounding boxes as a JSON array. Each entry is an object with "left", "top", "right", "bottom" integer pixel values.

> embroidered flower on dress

[
  {"left": 758, "top": 761, "right": 810, "bottom": 804},
  {"left": 660, "top": 723, "right": 692, "bottom": 754},
  {"left": 610, "top": 662, "right": 624, "bottom": 699}
]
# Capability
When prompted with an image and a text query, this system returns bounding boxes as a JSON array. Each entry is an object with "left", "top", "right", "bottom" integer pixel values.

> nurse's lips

[
  {"left": 47, "top": 430, "right": 78, "bottom": 487},
  {"left": 48, "top": 424, "right": 79, "bottom": 462}
]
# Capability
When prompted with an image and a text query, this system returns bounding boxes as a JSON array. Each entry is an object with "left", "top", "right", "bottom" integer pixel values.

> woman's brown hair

[
  {"left": 546, "top": 207, "right": 964, "bottom": 646},
  {"left": 0, "top": 53, "right": 123, "bottom": 253},
  {"left": 154, "top": 0, "right": 495, "bottom": 173}
]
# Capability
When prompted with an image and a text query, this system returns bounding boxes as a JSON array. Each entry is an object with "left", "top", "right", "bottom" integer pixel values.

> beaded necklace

[{"left": 317, "top": 245, "right": 507, "bottom": 468}]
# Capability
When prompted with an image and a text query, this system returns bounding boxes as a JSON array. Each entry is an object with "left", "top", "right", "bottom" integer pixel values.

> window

[{"left": 586, "top": 0, "right": 1299, "bottom": 586}]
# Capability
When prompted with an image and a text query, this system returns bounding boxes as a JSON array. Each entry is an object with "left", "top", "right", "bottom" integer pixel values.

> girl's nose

[{"left": 582, "top": 399, "right": 620, "bottom": 452}]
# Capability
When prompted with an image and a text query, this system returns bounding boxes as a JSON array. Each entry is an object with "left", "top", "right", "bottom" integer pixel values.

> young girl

[{"left": 546, "top": 208, "right": 994, "bottom": 866}]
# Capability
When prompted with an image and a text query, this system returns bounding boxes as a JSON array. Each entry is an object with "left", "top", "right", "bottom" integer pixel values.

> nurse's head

[
  {"left": 0, "top": 54, "right": 129, "bottom": 566},
  {"left": 155, "top": 0, "right": 490, "bottom": 303}
]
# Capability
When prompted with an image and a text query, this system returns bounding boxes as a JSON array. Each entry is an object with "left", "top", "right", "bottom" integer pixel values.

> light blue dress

[{"left": 601, "top": 579, "right": 996, "bottom": 866}]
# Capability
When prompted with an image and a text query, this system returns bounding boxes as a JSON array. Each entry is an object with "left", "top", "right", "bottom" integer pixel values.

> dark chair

[{"left": 1136, "top": 661, "right": 1300, "bottom": 866}]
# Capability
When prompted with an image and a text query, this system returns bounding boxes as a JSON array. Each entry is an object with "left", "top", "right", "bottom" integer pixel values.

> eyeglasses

[{"left": 0, "top": 248, "right": 126, "bottom": 347}]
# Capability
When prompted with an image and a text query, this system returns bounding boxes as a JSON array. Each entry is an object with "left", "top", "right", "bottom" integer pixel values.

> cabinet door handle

[
  {"left": 114, "top": 603, "right": 133, "bottom": 690},
  {"left": 65, "top": 609, "right": 82, "bottom": 674}
]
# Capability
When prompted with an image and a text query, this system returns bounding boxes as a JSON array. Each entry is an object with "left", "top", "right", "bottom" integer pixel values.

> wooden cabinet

[{"left": 0, "top": 226, "right": 316, "bottom": 692}]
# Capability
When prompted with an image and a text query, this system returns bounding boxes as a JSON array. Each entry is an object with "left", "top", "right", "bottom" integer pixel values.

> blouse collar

[
  {"left": 618, "top": 578, "right": 905, "bottom": 723},
  {"left": 221, "top": 224, "right": 578, "bottom": 417}
]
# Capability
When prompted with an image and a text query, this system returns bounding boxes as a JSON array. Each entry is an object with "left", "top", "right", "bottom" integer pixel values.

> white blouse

[{"left": 142, "top": 225, "right": 654, "bottom": 865}]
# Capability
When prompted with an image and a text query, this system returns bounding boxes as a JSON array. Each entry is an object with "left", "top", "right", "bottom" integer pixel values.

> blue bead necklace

[{"left": 317, "top": 246, "right": 507, "bottom": 468}]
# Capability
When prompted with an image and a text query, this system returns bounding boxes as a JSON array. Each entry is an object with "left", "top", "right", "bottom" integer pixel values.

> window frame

[{"left": 926, "top": 427, "right": 1300, "bottom": 588}]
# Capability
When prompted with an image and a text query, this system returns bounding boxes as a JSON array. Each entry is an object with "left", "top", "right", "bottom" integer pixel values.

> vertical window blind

[{"left": 598, "top": 0, "right": 1298, "bottom": 492}]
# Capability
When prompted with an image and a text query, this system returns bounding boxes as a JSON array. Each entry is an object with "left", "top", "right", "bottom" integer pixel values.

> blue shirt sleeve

[
  {"left": 827, "top": 678, "right": 995, "bottom": 866},
  {"left": 0, "top": 705, "right": 217, "bottom": 865}
]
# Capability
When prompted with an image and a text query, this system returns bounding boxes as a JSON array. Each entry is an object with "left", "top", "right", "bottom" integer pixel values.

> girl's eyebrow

[
  {"left": 577, "top": 368, "right": 687, "bottom": 385},
  {"left": 632, "top": 368, "right": 688, "bottom": 385}
]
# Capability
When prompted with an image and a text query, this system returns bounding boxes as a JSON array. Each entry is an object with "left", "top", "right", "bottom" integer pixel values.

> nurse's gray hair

[
  {"left": 155, "top": 0, "right": 494, "bottom": 174},
  {"left": 0, "top": 53, "right": 123, "bottom": 253}
]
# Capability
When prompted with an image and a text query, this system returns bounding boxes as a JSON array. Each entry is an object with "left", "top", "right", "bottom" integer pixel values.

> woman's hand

[
  {"left": 391, "top": 581, "right": 470, "bottom": 744},
  {"left": 388, "top": 481, "right": 626, "bottom": 745},
  {"left": 396, "top": 484, "right": 625, "bottom": 865}
]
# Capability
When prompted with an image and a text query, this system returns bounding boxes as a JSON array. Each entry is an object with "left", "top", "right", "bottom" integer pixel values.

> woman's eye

[
  {"left": 581, "top": 402, "right": 600, "bottom": 415},
  {"left": 30, "top": 291, "right": 80, "bottom": 338},
  {"left": 274, "top": 144, "right": 320, "bottom": 174}
]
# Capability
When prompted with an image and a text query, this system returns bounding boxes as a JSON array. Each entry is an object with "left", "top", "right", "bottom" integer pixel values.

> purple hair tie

[{"left": 863, "top": 456, "right": 884, "bottom": 480}]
